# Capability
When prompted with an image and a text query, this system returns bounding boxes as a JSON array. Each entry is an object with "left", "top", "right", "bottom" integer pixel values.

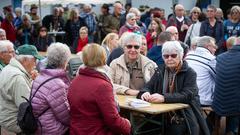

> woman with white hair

[
  {"left": 16, "top": 14, "right": 34, "bottom": 45},
  {"left": 119, "top": 12, "right": 142, "bottom": 36},
  {"left": 31, "top": 42, "right": 71, "bottom": 135},
  {"left": 138, "top": 41, "right": 210, "bottom": 135}
]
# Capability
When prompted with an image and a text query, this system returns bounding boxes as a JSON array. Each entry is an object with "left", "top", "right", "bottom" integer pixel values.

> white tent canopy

[{"left": 22, "top": 0, "right": 125, "bottom": 5}]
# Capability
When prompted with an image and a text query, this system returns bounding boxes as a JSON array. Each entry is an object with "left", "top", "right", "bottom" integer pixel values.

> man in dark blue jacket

[
  {"left": 212, "top": 37, "right": 240, "bottom": 135},
  {"left": 147, "top": 31, "right": 172, "bottom": 66}
]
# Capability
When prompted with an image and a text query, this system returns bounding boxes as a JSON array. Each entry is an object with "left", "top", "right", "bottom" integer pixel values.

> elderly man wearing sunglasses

[{"left": 110, "top": 32, "right": 157, "bottom": 96}]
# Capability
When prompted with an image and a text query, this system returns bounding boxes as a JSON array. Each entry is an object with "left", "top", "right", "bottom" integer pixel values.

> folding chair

[{"left": 68, "top": 57, "right": 82, "bottom": 79}]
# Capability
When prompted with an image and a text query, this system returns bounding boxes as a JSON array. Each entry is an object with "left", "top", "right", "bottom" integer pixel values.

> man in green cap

[{"left": 0, "top": 44, "right": 42, "bottom": 134}]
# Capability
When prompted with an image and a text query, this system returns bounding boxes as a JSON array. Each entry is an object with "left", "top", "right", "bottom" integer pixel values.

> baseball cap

[{"left": 16, "top": 44, "right": 43, "bottom": 60}]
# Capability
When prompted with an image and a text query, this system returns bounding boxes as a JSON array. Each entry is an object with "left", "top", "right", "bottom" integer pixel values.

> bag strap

[
  {"left": 189, "top": 23, "right": 195, "bottom": 38},
  {"left": 29, "top": 76, "right": 59, "bottom": 101}
]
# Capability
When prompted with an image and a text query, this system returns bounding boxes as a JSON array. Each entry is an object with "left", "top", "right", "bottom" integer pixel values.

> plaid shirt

[{"left": 80, "top": 13, "right": 96, "bottom": 34}]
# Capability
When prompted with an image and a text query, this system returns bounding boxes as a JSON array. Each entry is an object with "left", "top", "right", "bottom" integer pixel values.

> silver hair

[
  {"left": 197, "top": 36, "right": 215, "bottom": 47},
  {"left": 15, "top": 55, "right": 34, "bottom": 62},
  {"left": 126, "top": 12, "right": 136, "bottom": 20},
  {"left": 22, "top": 13, "right": 31, "bottom": 21},
  {"left": 15, "top": 7, "right": 22, "bottom": 13},
  {"left": 121, "top": 32, "right": 142, "bottom": 47},
  {"left": 162, "top": 41, "right": 184, "bottom": 60},
  {"left": 0, "top": 40, "right": 14, "bottom": 53},
  {"left": 47, "top": 42, "right": 71, "bottom": 68},
  {"left": 84, "top": 4, "right": 92, "bottom": 9},
  {"left": 191, "top": 36, "right": 200, "bottom": 45},
  {"left": 129, "top": 7, "right": 141, "bottom": 16},
  {"left": 166, "top": 26, "right": 178, "bottom": 33},
  {"left": 0, "top": 28, "right": 6, "bottom": 36}
]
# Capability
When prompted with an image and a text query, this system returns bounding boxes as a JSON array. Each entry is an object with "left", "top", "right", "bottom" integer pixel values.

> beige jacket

[
  {"left": 110, "top": 54, "right": 157, "bottom": 94},
  {"left": 0, "top": 58, "right": 31, "bottom": 133}
]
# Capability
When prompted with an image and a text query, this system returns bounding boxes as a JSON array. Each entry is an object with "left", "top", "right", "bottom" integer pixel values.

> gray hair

[
  {"left": 166, "top": 26, "right": 178, "bottom": 33},
  {"left": 207, "top": 5, "right": 217, "bottom": 12},
  {"left": 162, "top": 41, "right": 184, "bottom": 60},
  {"left": 47, "top": 42, "right": 71, "bottom": 68},
  {"left": 15, "top": 7, "right": 22, "bottom": 13},
  {"left": 121, "top": 32, "right": 142, "bottom": 47},
  {"left": 191, "top": 36, "right": 200, "bottom": 45},
  {"left": 197, "top": 36, "right": 215, "bottom": 47},
  {"left": 22, "top": 14, "right": 31, "bottom": 21},
  {"left": 0, "top": 40, "right": 14, "bottom": 53},
  {"left": 129, "top": 7, "right": 141, "bottom": 16},
  {"left": 126, "top": 12, "right": 136, "bottom": 20},
  {"left": 231, "top": 6, "right": 240, "bottom": 14},
  {"left": 15, "top": 55, "right": 34, "bottom": 62},
  {"left": 158, "top": 31, "right": 172, "bottom": 43},
  {"left": 0, "top": 28, "right": 6, "bottom": 36},
  {"left": 83, "top": 4, "right": 92, "bottom": 9}
]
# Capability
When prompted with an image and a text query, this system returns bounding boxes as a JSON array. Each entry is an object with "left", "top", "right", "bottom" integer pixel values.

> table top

[{"left": 117, "top": 94, "right": 189, "bottom": 115}]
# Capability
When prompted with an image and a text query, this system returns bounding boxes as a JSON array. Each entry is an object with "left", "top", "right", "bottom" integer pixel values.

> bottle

[{"left": 50, "top": 23, "right": 53, "bottom": 32}]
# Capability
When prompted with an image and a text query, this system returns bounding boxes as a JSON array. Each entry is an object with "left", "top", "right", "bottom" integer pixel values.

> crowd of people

[{"left": 0, "top": 1, "right": 240, "bottom": 135}]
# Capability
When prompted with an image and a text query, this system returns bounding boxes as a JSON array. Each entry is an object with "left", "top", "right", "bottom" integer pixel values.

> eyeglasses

[
  {"left": 163, "top": 54, "right": 178, "bottom": 59},
  {"left": 126, "top": 45, "right": 140, "bottom": 49},
  {"left": 40, "top": 29, "right": 47, "bottom": 32}
]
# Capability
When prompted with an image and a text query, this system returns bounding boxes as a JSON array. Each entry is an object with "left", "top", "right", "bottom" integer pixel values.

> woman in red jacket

[
  {"left": 68, "top": 43, "right": 131, "bottom": 135},
  {"left": 146, "top": 18, "right": 165, "bottom": 50}
]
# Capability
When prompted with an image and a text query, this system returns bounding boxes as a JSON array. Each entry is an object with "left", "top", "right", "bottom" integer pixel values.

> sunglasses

[
  {"left": 193, "top": 12, "right": 200, "bottom": 14},
  {"left": 163, "top": 54, "right": 178, "bottom": 59},
  {"left": 126, "top": 45, "right": 140, "bottom": 49}
]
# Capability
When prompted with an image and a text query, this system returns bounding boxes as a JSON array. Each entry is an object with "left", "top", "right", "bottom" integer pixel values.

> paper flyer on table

[{"left": 127, "top": 98, "right": 151, "bottom": 108}]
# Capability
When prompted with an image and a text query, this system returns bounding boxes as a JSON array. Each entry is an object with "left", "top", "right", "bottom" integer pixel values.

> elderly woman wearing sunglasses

[
  {"left": 137, "top": 41, "right": 210, "bottom": 135},
  {"left": 110, "top": 32, "right": 157, "bottom": 96}
]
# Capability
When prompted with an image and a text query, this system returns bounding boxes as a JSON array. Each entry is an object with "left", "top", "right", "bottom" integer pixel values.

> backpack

[{"left": 17, "top": 76, "right": 59, "bottom": 134}]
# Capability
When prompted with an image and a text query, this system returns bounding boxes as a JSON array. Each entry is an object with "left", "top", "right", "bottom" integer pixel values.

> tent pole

[{"left": 39, "top": 0, "right": 41, "bottom": 20}]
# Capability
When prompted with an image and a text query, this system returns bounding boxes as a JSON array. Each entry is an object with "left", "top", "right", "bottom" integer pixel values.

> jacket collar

[
  {"left": 79, "top": 67, "right": 111, "bottom": 84},
  {"left": 9, "top": 58, "right": 31, "bottom": 78},
  {"left": 229, "top": 45, "right": 240, "bottom": 52}
]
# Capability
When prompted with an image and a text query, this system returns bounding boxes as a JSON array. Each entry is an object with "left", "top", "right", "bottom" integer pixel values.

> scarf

[
  {"left": 76, "top": 37, "right": 88, "bottom": 53},
  {"left": 162, "top": 62, "right": 182, "bottom": 94}
]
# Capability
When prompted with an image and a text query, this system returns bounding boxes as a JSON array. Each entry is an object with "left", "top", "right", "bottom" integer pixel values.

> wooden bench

[{"left": 201, "top": 107, "right": 226, "bottom": 135}]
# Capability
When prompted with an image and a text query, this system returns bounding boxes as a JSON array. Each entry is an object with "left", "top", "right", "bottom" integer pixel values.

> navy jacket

[
  {"left": 147, "top": 45, "right": 164, "bottom": 66},
  {"left": 212, "top": 45, "right": 240, "bottom": 116}
]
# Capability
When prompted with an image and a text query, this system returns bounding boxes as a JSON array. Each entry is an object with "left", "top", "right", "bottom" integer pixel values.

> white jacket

[{"left": 185, "top": 47, "right": 216, "bottom": 105}]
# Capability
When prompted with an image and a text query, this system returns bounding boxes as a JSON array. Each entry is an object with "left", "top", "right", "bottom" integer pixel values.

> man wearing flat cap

[{"left": 0, "top": 44, "right": 42, "bottom": 134}]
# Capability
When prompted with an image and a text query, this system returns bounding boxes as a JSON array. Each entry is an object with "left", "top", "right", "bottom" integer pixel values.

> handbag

[{"left": 166, "top": 111, "right": 187, "bottom": 135}]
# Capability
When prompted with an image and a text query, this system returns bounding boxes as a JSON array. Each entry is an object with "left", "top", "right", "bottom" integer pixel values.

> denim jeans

[{"left": 226, "top": 115, "right": 240, "bottom": 135}]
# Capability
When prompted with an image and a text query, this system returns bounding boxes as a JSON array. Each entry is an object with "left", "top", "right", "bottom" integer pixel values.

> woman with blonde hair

[
  {"left": 101, "top": 33, "right": 119, "bottom": 58},
  {"left": 72, "top": 26, "right": 89, "bottom": 53},
  {"left": 68, "top": 43, "right": 131, "bottom": 135}
]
